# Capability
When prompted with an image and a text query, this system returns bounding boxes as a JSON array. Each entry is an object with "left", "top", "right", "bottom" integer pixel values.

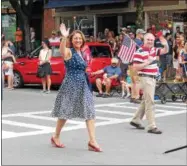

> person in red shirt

[
  {"left": 129, "top": 33, "right": 168, "bottom": 134},
  {"left": 14, "top": 27, "right": 23, "bottom": 54}
]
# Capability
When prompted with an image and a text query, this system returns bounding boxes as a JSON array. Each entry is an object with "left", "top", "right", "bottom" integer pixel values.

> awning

[{"left": 45, "top": 0, "right": 128, "bottom": 9}]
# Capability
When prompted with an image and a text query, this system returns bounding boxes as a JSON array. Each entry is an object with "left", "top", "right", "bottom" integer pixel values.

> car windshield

[
  {"left": 88, "top": 46, "right": 112, "bottom": 58},
  {"left": 30, "top": 45, "right": 61, "bottom": 57},
  {"left": 51, "top": 46, "right": 61, "bottom": 57},
  {"left": 30, "top": 46, "right": 42, "bottom": 57},
  {"left": 31, "top": 45, "right": 111, "bottom": 58}
]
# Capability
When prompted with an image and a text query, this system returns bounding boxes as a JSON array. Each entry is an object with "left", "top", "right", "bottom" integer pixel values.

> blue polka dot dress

[{"left": 51, "top": 48, "right": 95, "bottom": 120}]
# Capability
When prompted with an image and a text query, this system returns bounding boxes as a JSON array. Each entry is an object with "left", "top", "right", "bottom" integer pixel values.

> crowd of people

[
  {"left": 86, "top": 25, "right": 187, "bottom": 104},
  {"left": 1, "top": 21, "right": 187, "bottom": 152}
]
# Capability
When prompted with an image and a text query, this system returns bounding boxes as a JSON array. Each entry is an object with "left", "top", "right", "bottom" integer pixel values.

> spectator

[
  {"left": 165, "top": 33, "right": 173, "bottom": 78},
  {"left": 30, "top": 27, "right": 36, "bottom": 51},
  {"left": 174, "top": 26, "right": 182, "bottom": 38},
  {"left": 14, "top": 27, "right": 23, "bottom": 55},
  {"left": 120, "top": 27, "right": 127, "bottom": 36},
  {"left": 107, "top": 31, "right": 116, "bottom": 54},
  {"left": 162, "top": 26, "right": 170, "bottom": 37},
  {"left": 101, "top": 28, "right": 109, "bottom": 42},
  {"left": 38, "top": 39, "right": 52, "bottom": 93},
  {"left": 2, "top": 46, "right": 17, "bottom": 90},
  {"left": 155, "top": 31, "right": 169, "bottom": 82},
  {"left": 173, "top": 33, "right": 185, "bottom": 82},
  {"left": 129, "top": 32, "right": 135, "bottom": 40},
  {"left": 121, "top": 70, "right": 131, "bottom": 98},
  {"left": 49, "top": 31, "right": 60, "bottom": 43},
  {"left": 134, "top": 29, "right": 146, "bottom": 47},
  {"left": 181, "top": 41, "right": 187, "bottom": 82},
  {"left": 91, "top": 58, "right": 122, "bottom": 98}
]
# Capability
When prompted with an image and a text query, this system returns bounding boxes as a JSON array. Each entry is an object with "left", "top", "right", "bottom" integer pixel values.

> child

[{"left": 121, "top": 70, "right": 131, "bottom": 98}]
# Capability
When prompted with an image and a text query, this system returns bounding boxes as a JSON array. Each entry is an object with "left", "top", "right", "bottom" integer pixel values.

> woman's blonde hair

[{"left": 69, "top": 30, "right": 86, "bottom": 48}]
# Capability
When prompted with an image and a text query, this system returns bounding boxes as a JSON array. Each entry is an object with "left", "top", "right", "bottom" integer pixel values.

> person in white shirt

[
  {"left": 49, "top": 31, "right": 60, "bottom": 43},
  {"left": 38, "top": 39, "right": 52, "bottom": 93}
]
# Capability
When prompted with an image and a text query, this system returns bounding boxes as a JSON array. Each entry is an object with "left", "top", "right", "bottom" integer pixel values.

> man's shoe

[
  {"left": 102, "top": 94, "right": 110, "bottom": 98},
  {"left": 130, "top": 121, "right": 145, "bottom": 130},
  {"left": 134, "top": 99, "right": 141, "bottom": 104},
  {"left": 148, "top": 128, "right": 162, "bottom": 134},
  {"left": 96, "top": 93, "right": 103, "bottom": 97}
]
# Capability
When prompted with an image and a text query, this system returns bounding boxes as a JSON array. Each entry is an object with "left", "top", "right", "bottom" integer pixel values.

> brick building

[{"left": 44, "top": 0, "right": 187, "bottom": 38}]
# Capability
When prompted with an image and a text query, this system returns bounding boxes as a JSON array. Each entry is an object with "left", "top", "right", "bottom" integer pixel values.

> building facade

[{"left": 44, "top": 0, "right": 187, "bottom": 38}]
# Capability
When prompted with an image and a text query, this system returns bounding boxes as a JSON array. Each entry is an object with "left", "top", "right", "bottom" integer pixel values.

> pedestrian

[
  {"left": 2, "top": 46, "right": 17, "bottom": 90},
  {"left": 51, "top": 23, "right": 102, "bottom": 152},
  {"left": 14, "top": 27, "right": 23, "bottom": 55},
  {"left": 38, "top": 39, "right": 52, "bottom": 93},
  {"left": 129, "top": 33, "right": 168, "bottom": 134}
]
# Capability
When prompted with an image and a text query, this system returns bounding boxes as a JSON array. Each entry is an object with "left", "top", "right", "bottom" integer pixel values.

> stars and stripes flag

[{"left": 117, "top": 35, "right": 136, "bottom": 63}]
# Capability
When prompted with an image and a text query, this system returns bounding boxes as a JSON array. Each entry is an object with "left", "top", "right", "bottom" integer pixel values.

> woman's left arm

[{"left": 47, "top": 49, "right": 52, "bottom": 63}]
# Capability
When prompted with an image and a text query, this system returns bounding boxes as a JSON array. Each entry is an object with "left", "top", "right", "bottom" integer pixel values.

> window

[
  {"left": 51, "top": 46, "right": 61, "bottom": 57},
  {"left": 89, "top": 46, "right": 112, "bottom": 58},
  {"left": 30, "top": 46, "right": 42, "bottom": 57}
]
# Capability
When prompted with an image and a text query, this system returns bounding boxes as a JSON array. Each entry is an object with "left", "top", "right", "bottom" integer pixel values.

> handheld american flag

[{"left": 117, "top": 35, "right": 136, "bottom": 63}]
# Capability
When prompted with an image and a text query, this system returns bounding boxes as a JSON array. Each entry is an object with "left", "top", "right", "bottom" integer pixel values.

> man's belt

[{"left": 138, "top": 73, "right": 156, "bottom": 79}]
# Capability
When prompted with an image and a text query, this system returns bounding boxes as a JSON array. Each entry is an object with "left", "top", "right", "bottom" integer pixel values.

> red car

[{"left": 13, "top": 42, "right": 113, "bottom": 89}]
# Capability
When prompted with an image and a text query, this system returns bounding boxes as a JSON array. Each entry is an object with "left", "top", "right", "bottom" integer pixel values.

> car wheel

[{"left": 13, "top": 71, "right": 24, "bottom": 88}]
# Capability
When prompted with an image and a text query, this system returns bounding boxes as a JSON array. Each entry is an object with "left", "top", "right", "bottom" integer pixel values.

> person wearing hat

[
  {"left": 91, "top": 58, "right": 122, "bottom": 98},
  {"left": 38, "top": 39, "right": 52, "bottom": 93},
  {"left": 134, "top": 29, "right": 146, "bottom": 47},
  {"left": 2, "top": 43, "right": 17, "bottom": 90},
  {"left": 49, "top": 30, "right": 60, "bottom": 43}
]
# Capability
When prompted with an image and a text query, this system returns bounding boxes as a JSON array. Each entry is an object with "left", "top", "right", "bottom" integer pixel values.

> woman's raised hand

[{"left": 60, "top": 23, "right": 70, "bottom": 38}]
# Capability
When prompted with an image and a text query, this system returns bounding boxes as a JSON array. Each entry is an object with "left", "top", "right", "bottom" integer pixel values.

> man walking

[{"left": 129, "top": 33, "right": 168, "bottom": 134}]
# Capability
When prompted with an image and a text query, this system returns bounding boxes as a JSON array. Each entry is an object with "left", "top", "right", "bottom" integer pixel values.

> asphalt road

[{"left": 2, "top": 86, "right": 187, "bottom": 165}]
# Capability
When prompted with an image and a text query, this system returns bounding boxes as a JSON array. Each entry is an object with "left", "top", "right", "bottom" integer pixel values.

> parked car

[{"left": 13, "top": 42, "right": 113, "bottom": 89}]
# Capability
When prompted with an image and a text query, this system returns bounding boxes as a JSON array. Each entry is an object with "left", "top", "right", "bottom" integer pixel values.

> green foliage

[{"left": 135, "top": 0, "right": 144, "bottom": 29}]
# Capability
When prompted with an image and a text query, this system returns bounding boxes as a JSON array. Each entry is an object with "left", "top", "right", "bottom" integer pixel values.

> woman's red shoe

[
  {"left": 88, "top": 142, "right": 102, "bottom": 152},
  {"left": 51, "top": 137, "right": 65, "bottom": 148}
]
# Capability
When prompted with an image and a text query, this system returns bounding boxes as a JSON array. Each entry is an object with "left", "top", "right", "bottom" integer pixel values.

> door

[{"left": 97, "top": 15, "right": 118, "bottom": 35}]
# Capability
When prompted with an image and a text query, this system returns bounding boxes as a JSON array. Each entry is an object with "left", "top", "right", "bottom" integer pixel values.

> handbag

[
  {"left": 2, "top": 62, "right": 9, "bottom": 71},
  {"left": 36, "top": 50, "right": 49, "bottom": 78}
]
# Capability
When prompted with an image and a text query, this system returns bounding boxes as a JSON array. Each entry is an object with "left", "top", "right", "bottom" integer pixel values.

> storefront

[
  {"left": 44, "top": 0, "right": 137, "bottom": 38},
  {"left": 2, "top": 14, "right": 17, "bottom": 41}
]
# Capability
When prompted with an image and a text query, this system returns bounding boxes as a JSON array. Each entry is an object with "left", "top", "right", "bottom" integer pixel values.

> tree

[
  {"left": 135, "top": 0, "right": 144, "bottom": 29},
  {"left": 9, "top": 0, "right": 34, "bottom": 53}
]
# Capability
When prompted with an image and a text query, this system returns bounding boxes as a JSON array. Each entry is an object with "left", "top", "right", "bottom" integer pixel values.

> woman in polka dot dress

[{"left": 51, "top": 23, "right": 102, "bottom": 152}]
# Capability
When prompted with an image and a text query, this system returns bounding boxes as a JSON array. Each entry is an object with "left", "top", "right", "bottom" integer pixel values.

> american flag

[{"left": 117, "top": 35, "right": 136, "bottom": 63}]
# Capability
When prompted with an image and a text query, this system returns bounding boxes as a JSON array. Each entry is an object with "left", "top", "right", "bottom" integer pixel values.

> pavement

[{"left": 2, "top": 86, "right": 187, "bottom": 165}]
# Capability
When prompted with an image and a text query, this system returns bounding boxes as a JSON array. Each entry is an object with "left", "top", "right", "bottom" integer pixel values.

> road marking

[
  {"left": 2, "top": 102, "right": 187, "bottom": 139},
  {"left": 19, "top": 114, "right": 85, "bottom": 125},
  {"left": 96, "top": 109, "right": 134, "bottom": 116},
  {"left": 2, "top": 120, "right": 54, "bottom": 130}
]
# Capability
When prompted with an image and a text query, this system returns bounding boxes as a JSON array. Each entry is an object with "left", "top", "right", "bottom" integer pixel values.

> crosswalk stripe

[
  {"left": 19, "top": 114, "right": 85, "bottom": 125},
  {"left": 2, "top": 120, "right": 54, "bottom": 130},
  {"left": 96, "top": 109, "right": 134, "bottom": 116}
]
